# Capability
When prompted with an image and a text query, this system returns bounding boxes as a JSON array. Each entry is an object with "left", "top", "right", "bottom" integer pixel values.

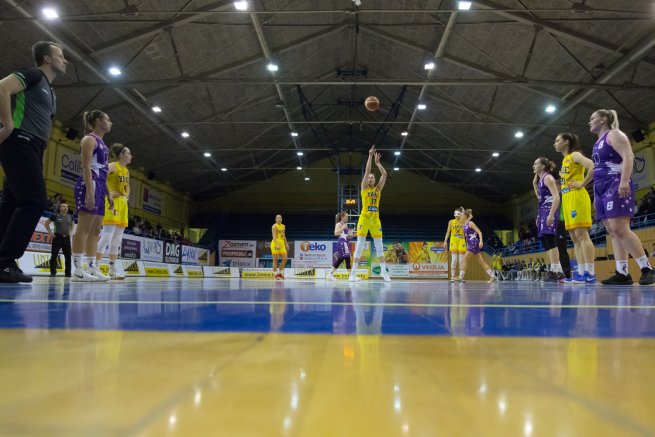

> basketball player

[
  {"left": 532, "top": 157, "right": 564, "bottom": 281},
  {"left": 72, "top": 110, "right": 112, "bottom": 282},
  {"left": 96, "top": 143, "right": 132, "bottom": 279},
  {"left": 456, "top": 209, "right": 496, "bottom": 283},
  {"left": 349, "top": 146, "right": 391, "bottom": 282},
  {"left": 271, "top": 214, "right": 288, "bottom": 280},
  {"left": 328, "top": 211, "right": 357, "bottom": 280},
  {"left": 589, "top": 109, "right": 655, "bottom": 285},
  {"left": 443, "top": 207, "right": 465, "bottom": 282},
  {"left": 554, "top": 132, "right": 595, "bottom": 283}
]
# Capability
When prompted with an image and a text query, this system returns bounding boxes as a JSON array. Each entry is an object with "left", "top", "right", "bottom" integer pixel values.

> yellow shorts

[
  {"left": 562, "top": 189, "right": 592, "bottom": 230},
  {"left": 449, "top": 236, "right": 466, "bottom": 253},
  {"left": 103, "top": 196, "right": 128, "bottom": 227},
  {"left": 357, "top": 214, "right": 382, "bottom": 238},
  {"left": 271, "top": 239, "right": 287, "bottom": 255}
]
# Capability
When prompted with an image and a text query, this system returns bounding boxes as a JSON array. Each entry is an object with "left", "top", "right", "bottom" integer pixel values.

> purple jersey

[
  {"left": 336, "top": 227, "right": 351, "bottom": 259},
  {"left": 74, "top": 133, "right": 109, "bottom": 215},
  {"left": 592, "top": 130, "right": 623, "bottom": 182},
  {"left": 463, "top": 221, "right": 480, "bottom": 254},
  {"left": 537, "top": 174, "right": 558, "bottom": 236}
]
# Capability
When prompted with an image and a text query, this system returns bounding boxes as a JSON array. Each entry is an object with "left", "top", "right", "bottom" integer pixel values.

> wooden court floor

[{"left": 1, "top": 278, "right": 654, "bottom": 436}]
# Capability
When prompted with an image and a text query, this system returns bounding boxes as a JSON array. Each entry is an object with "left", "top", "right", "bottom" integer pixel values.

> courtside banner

[
  {"left": 120, "top": 235, "right": 142, "bottom": 259},
  {"left": 219, "top": 240, "right": 256, "bottom": 268},
  {"left": 57, "top": 147, "right": 82, "bottom": 188},
  {"left": 122, "top": 259, "right": 145, "bottom": 276},
  {"left": 143, "top": 261, "right": 171, "bottom": 277},
  {"left": 17, "top": 252, "right": 64, "bottom": 275},
  {"left": 164, "top": 241, "right": 182, "bottom": 264},
  {"left": 294, "top": 240, "right": 333, "bottom": 267},
  {"left": 27, "top": 216, "right": 55, "bottom": 253},
  {"left": 371, "top": 263, "right": 410, "bottom": 278},
  {"left": 181, "top": 245, "right": 209, "bottom": 265},
  {"left": 202, "top": 266, "right": 239, "bottom": 278},
  {"left": 283, "top": 267, "right": 326, "bottom": 279},
  {"left": 408, "top": 241, "right": 448, "bottom": 278},
  {"left": 241, "top": 268, "right": 275, "bottom": 279},
  {"left": 142, "top": 185, "right": 163, "bottom": 215},
  {"left": 332, "top": 268, "right": 369, "bottom": 280},
  {"left": 256, "top": 258, "right": 292, "bottom": 268},
  {"left": 169, "top": 264, "right": 185, "bottom": 277},
  {"left": 183, "top": 265, "right": 204, "bottom": 277},
  {"left": 141, "top": 238, "right": 164, "bottom": 262}
]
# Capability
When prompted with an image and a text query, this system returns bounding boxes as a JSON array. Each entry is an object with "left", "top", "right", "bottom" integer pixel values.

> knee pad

[
  {"left": 109, "top": 228, "right": 125, "bottom": 255},
  {"left": 373, "top": 238, "right": 384, "bottom": 258},
  {"left": 353, "top": 236, "right": 366, "bottom": 259},
  {"left": 97, "top": 226, "right": 115, "bottom": 254}
]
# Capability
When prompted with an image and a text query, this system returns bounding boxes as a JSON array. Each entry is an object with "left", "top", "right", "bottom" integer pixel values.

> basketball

[{"left": 365, "top": 96, "right": 380, "bottom": 112}]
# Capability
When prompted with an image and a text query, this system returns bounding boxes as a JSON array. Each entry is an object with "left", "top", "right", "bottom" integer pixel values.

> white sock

[
  {"left": 577, "top": 263, "right": 585, "bottom": 275},
  {"left": 635, "top": 255, "right": 652, "bottom": 270},
  {"left": 379, "top": 262, "right": 387, "bottom": 274},
  {"left": 86, "top": 256, "right": 95, "bottom": 269},
  {"left": 459, "top": 271, "right": 465, "bottom": 279},
  {"left": 585, "top": 263, "right": 595, "bottom": 275},
  {"left": 73, "top": 253, "right": 84, "bottom": 269},
  {"left": 551, "top": 263, "right": 562, "bottom": 274},
  {"left": 616, "top": 260, "right": 629, "bottom": 276}
]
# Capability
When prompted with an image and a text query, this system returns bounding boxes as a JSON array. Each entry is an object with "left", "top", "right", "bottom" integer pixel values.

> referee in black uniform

[{"left": 0, "top": 41, "right": 68, "bottom": 283}]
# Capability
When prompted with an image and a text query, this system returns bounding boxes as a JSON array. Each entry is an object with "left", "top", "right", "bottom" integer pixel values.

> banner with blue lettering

[
  {"left": 141, "top": 238, "right": 164, "bottom": 262},
  {"left": 181, "top": 245, "right": 209, "bottom": 265},
  {"left": 57, "top": 147, "right": 82, "bottom": 188},
  {"left": 294, "top": 240, "right": 333, "bottom": 267}
]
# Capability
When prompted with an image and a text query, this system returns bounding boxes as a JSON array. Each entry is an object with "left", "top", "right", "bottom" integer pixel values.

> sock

[
  {"left": 635, "top": 255, "right": 652, "bottom": 270},
  {"left": 577, "top": 263, "right": 585, "bottom": 275},
  {"left": 459, "top": 271, "right": 465, "bottom": 279},
  {"left": 379, "top": 262, "right": 387, "bottom": 275},
  {"left": 73, "top": 253, "right": 84, "bottom": 269},
  {"left": 551, "top": 263, "right": 562, "bottom": 274},
  {"left": 109, "top": 261, "right": 116, "bottom": 274},
  {"left": 616, "top": 260, "right": 629, "bottom": 276},
  {"left": 585, "top": 263, "right": 595, "bottom": 275},
  {"left": 86, "top": 256, "right": 95, "bottom": 269}
]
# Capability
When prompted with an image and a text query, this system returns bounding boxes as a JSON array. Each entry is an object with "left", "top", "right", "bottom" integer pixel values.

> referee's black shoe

[
  {"left": 601, "top": 271, "right": 633, "bottom": 285},
  {"left": 639, "top": 268, "right": 655, "bottom": 286},
  {"left": 0, "top": 262, "right": 33, "bottom": 283}
]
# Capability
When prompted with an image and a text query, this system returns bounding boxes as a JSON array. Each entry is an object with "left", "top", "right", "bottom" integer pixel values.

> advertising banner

[
  {"left": 181, "top": 245, "right": 209, "bottom": 265},
  {"left": 241, "top": 268, "right": 276, "bottom": 279},
  {"left": 202, "top": 266, "right": 239, "bottom": 278},
  {"left": 256, "top": 240, "right": 295, "bottom": 260},
  {"left": 408, "top": 241, "right": 448, "bottom": 278},
  {"left": 141, "top": 238, "right": 164, "bottom": 262},
  {"left": 183, "top": 265, "right": 204, "bottom": 277},
  {"left": 121, "top": 259, "right": 145, "bottom": 276},
  {"left": 27, "top": 216, "right": 55, "bottom": 253},
  {"left": 294, "top": 240, "right": 333, "bottom": 267},
  {"left": 57, "top": 147, "right": 82, "bottom": 188},
  {"left": 257, "top": 258, "right": 292, "bottom": 268},
  {"left": 633, "top": 148, "right": 655, "bottom": 190},
  {"left": 164, "top": 241, "right": 182, "bottom": 264},
  {"left": 143, "top": 261, "right": 171, "bottom": 277},
  {"left": 120, "top": 235, "right": 141, "bottom": 259},
  {"left": 371, "top": 241, "right": 410, "bottom": 278},
  {"left": 219, "top": 240, "right": 256, "bottom": 268},
  {"left": 142, "top": 186, "right": 163, "bottom": 215},
  {"left": 17, "top": 252, "right": 63, "bottom": 275}
]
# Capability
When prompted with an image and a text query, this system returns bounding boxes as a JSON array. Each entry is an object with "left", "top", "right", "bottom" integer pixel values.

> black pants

[
  {"left": 50, "top": 234, "right": 71, "bottom": 276},
  {"left": 557, "top": 221, "right": 571, "bottom": 278},
  {"left": 0, "top": 130, "right": 47, "bottom": 266}
]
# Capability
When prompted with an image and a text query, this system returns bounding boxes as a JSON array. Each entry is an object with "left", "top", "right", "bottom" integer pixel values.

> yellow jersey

[
  {"left": 447, "top": 218, "right": 464, "bottom": 239},
  {"left": 361, "top": 187, "right": 381, "bottom": 217},
  {"left": 273, "top": 223, "right": 286, "bottom": 240},
  {"left": 560, "top": 153, "right": 585, "bottom": 193},
  {"left": 107, "top": 162, "right": 130, "bottom": 196}
]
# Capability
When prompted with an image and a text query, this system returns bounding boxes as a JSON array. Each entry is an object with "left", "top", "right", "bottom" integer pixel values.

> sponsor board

[
  {"left": 17, "top": 252, "right": 64, "bottom": 275},
  {"left": 170, "top": 264, "right": 185, "bottom": 277},
  {"left": 370, "top": 263, "right": 410, "bottom": 278},
  {"left": 57, "top": 147, "right": 82, "bottom": 188},
  {"left": 164, "top": 241, "right": 182, "bottom": 264},
  {"left": 283, "top": 268, "right": 327, "bottom": 279},
  {"left": 219, "top": 240, "right": 256, "bottom": 268},
  {"left": 408, "top": 242, "right": 448, "bottom": 278},
  {"left": 256, "top": 240, "right": 295, "bottom": 259},
  {"left": 241, "top": 268, "right": 276, "bottom": 279},
  {"left": 122, "top": 260, "right": 145, "bottom": 276},
  {"left": 183, "top": 265, "right": 204, "bottom": 277},
  {"left": 143, "top": 186, "right": 163, "bottom": 215},
  {"left": 141, "top": 238, "right": 164, "bottom": 262},
  {"left": 143, "top": 262, "right": 171, "bottom": 277},
  {"left": 181, "top": 245, "right": 208, "bottom": 265},
  {"left": 120, "top": 235, "right": 141, "bottom": 259},
  {"left": 27, "top": 216, "right": 55, "bottom": 253},
  {"left": 257, "top": 258, "right": 292, "bottom": 268},
  {"left": 294, "top": 240, "right": 333, "bottom": 268},
  {"left": 202, "top": 266, "right": 239, "bottom": 278}
]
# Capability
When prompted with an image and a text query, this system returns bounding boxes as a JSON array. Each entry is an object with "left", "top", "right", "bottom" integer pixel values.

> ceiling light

[
  {"left": 42, "top": 8, "right": 59, "bottom": 19},
  {"left": 203, "top": 152, "right": 211, "bottom": 157},
  {"left": 297, "top": 151, "right": 304, "bottom": 156},
  {"left": 545, "top": 104, "right": 556, "bottom": 113},
  {"left": 401, "top": 131, "right": 408, "bottom": 136},
  {"left": 393, "top": 167, "right": 400, "bottom": 171},
  {"left": 267, "top": 63, "right": 279, "bottom": 72},
  {"left": 233, "top": 1, "right": 248, "bottom": 10},
  {"left": 514, "top": 131, "right": 524, "bottom": 139},
  {"left": 417, "top": 104, "right": 427, "bottom": 110},
  {"left": 424, "top": 62, "right": 435, "bottom": 70},
  {"left": 221, "top": 168, "right": 227, "bottom": 172},
  {"left": 181, "top": 131, "right": 190, "bottom": 138},
  {"left": 297, "top": 166, "right": 302, "bottom": 170},
  {"left": 304, "top": 177, "right": 310, "bottom": 181},
  {"left": 151, "top": 106, "right": 162, "bottom": 113},
  {"left": 291, "top": 132, "right": 298, "bottom": 137},
  {"left": 492, "top": 152, "right": 500, "bottom": 157},
  {"left": 394, "top": 151, "right": 401, "bottom": 156},
  {"left": 475, "top": 168, "right": 482, "bottom": 172},
  {"left": 108, "top": 66, "right": 122, "bottom": 76},
  {"left": 458, "top": 1, "right": 472, "bottom": 10}
]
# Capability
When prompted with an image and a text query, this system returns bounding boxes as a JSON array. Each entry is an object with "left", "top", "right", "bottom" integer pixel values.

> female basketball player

[
  {"left": 590, "top": 109, "right": 655, "bottom": 285},
  {"left": 443, "top": 207, "right": 465, "bottom": 282},
  {"left": 456, "top": 209, "right": 496, "bottom": 283},
  {"left": 349, "top": 145, "right": 391, "bottom": 282},
  {"left": 532, "top": 157, "right": 564, "bottom": 281},
  {"left": 328, "top": 211, "right": 356, "bottom": 280},
  {"left": 271, "top": 214, "right": 288, "bottom": 280},
  {"left": 96, "top": 143, "right": 132, "bottom": 279},
  {"left": 554, "top": 132, "right": 595, "bottom": 283},
  {"left": 72, "top": 110, "right": 112, "bottom": 282}
]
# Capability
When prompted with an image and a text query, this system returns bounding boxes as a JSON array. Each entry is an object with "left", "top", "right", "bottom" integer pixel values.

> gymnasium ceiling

[{"left": 1, "top": 0, "right": 655, "bottom": 202}]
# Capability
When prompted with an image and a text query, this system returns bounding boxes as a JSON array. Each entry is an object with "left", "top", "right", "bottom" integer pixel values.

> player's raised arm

[
  {"left": 361, "top": 145, "right": 375, "bottom": 191},
  {"left": 375, "top": 152, "right": 387, "bottom": 190}
]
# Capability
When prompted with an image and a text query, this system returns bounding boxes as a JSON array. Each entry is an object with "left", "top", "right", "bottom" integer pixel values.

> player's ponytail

[{"left": 596, "top": 109, "right": 620, "bottom": 130}]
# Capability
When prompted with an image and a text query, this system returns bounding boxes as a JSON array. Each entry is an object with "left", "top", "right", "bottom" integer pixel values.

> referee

[
  {"left": 44, "top": 201, "right": 73, "bottom": 277},
  {"left": 0, "top": 41, "right": 68, "bottom": 283}
]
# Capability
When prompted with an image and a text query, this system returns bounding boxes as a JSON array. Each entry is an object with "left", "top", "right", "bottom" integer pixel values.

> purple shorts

[
  {"left": 594, "top": 177, "right": 635, "bottom": 221},
  {"left": 74, "top": 175, "right": 107, "bottom": 216},
  {"left": 466, "top": 239, "right": 480, "bottom": 254},
  {"left": 536, "top": 206, "right": 558, "bottom": 237}
]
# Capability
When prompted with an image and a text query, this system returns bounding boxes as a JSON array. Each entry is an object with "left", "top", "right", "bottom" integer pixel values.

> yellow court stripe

[{"left": 1, "top": 298, "right": 655, "bottom": 309}]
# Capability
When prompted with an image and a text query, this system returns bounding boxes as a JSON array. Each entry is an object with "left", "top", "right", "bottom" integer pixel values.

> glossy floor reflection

[{"left": 1, "top": 278, "right": 654, "bottom": 436}]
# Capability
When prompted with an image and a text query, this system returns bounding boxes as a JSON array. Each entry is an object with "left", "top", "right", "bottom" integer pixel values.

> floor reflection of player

[
  {"left": 445, "top": 288, "right": 485, "bottom": 336},
  {"left": 331, "top": 289, "right": 356, "bottom": 334},
  {"left": 269, "top": 284, "right": 288, "bottom": 332}
]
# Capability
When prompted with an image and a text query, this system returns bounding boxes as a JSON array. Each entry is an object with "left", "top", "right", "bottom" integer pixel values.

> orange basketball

[{"left": 365, "top": 96, "right": 380, "bottom": 112}]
